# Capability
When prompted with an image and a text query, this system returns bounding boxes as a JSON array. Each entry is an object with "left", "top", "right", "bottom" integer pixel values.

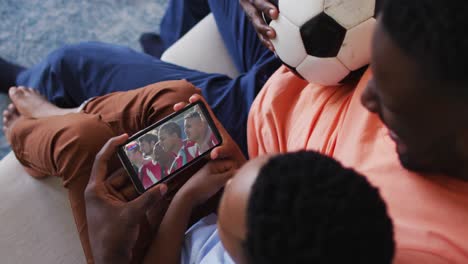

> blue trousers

[{"left": 15, "top": 0, "right": 281, "bottom": 155}]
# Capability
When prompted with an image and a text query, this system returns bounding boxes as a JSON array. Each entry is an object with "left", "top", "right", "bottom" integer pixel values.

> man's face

[
  {"left": 140, "top": 141, "right": 154, "bottom": 156},
  {"left": 153, "top": 143, "right": 171, "bottom": 165},
  {"left": 184, "top": 117, "right": 205, "bottom": 142},
  {"left": 361, "top": 19, "right": 464, "bottom": 175},
  {"left": 159, "top": 131, "right": 178, "bottom": 153},
  {"left": 217, "top": 156, "right": 272, "bottom": 264}
]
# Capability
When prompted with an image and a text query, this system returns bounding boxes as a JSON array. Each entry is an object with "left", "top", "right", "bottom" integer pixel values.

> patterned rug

[{"left": 0, "top": 0, "right": 168, "bottom": 159}]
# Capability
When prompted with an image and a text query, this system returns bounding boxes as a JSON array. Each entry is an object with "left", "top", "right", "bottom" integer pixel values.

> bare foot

[
  {"left": 8, "top": 86, "right": 78, "bottom": 118},
  {"left": 2, "top": 102, "right": 48, "bottom": 178},
  {"left": 2, "top": 103, "right": 20, "bottom": 144}
]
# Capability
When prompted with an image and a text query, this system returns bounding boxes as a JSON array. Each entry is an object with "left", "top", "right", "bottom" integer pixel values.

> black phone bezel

[{"left": 117, "top": 101, "right": 223, "bottom": 194}]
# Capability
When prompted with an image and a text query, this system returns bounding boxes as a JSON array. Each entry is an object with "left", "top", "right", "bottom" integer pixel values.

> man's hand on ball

[{"left": 240, "top": 0, "right": 278, "bottom": 51}]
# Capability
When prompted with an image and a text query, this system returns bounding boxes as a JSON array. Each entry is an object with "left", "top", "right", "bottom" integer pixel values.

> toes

[
  {"left": 3, "top": 104, "right": 19, "bottom": 123},
  {"left": 27, "top": 87, "right": 38, "bottom": 94},
  {"left": 17, "top": 86, "right": 28, "bottom": 94},
  {"left": 8, "top": 86, "right": 23, "bottom": 99},
  {"left": 3, "top": 113, "right": 10, "bottom": 127},
  {"left": 7, "top": 103, "right": 18, "bottom": 114},
  {"left": 17, "top": 86, "right": 27, "bottom": 94},
  {"left": 8, "top": 86, "right": 27, "bottom": 102},
  {"left": 8, "top": 86, "right": 17, "bottom": 97},
  {"left": 3, "top": 109, "right": 10, "bottom": 119}
]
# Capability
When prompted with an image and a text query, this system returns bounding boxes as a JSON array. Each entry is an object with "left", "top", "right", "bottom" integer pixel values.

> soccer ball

[{"left": 264, "top": 0, "right": 380, "bottom": 85}]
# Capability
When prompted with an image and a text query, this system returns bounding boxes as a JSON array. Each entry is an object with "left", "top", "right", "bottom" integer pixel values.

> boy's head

[
  {"left": 218, "top": 151, "right": 394, "bottom": 264},
  {"left": 361, "top": 0, "right": 468, "bottom": 178}
]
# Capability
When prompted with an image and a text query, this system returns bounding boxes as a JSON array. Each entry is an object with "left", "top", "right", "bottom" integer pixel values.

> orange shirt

[{"left": 248, "top": 66, "right": 468, "bottom": 263}]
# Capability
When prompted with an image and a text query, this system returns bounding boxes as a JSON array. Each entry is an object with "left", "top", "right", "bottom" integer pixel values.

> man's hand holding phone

[
  {"left": 85, "top": 134, "right": 168, "bottom": 264},
  {"left": 177, "top": 159, "right": 236, "bottom": 207}
]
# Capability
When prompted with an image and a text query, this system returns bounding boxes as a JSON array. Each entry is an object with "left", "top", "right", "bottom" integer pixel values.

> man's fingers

[
  {"left": 213, "top": 169, "right": 236, "bottom": 190},
  {"left": 188, "top": 94, "right": 202, "bottom": 103},
  {"left": 90, "top": 134, "right": 129, "bottom": 183},
  {"left": 210, "top": 146, "right": 222, "bottom": 160},
  {"left": 173, "top": 102, "right": 188, "bottom": 112},
  {"left": 188, "top": 95, "right": 228, "bottom": 138},
  {"left": 243, "top": 0, "right": 277, "bottom": 36},
  {"left": 258, "top": 34, "right": 275, "bottom": 52},
  {"left": 121, "top": 184, "right": 139, "bottom": 201},
  {"left": 243, "top": 1, "right": 264, "bottom": 26},
  {"left": 211, "top": 144, "right": 233, "bottom": 160},
  {"left": 188, "top": 95, "right": 221, "bottom": 126},
  {"left": 207, "top": 159, "right": 236, "bottom": 173},
  {"left": 253, "top": 0, "right": 279, "bottom": 20},
  {"left": 210, "top": 145, "right": 232, "bottom": 160},
  {"left": 107, "top": 168, "right": 129, "bottom": 189},
  {"left": 130, "top": 184, "right": 168, "bottom": 213},
  {"left": 240, "top": 0, "right": 277, "bottom": 51}
]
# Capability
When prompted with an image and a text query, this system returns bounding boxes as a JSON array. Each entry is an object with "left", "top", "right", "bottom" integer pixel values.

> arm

[
  {"left": 142, "top": 187, "right": 195, "bottom": 264},
  {"left": 84, "top": 134, "right": 167, "bottom": 264},
  {"left": 143, "top": 160, "right": 235, "bottom": 264}
]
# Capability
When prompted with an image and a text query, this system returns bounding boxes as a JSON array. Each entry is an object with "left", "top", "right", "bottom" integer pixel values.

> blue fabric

[
  {"left": 159, "top": 0, "right": 210, "bottom": 50},
  {"left": 16, "top": 0, "right": 281, "bottom": 155},
  {"left": 181, "top": 214, "right": 234, "bottom": 264}
]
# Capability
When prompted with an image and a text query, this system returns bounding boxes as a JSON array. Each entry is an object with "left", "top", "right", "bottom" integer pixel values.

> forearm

[
  {"left": 143, "top": 191, "right": 195, "bottom": 264},
  {"left": 93, "top": 251, "right": 131, "bottom": 264}
]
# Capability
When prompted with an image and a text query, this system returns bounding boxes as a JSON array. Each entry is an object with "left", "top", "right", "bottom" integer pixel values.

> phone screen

[{"left": 119, "top": 102, "right": 222, "bottom": 193}]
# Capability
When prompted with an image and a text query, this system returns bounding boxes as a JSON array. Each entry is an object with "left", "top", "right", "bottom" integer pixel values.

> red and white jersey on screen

[
  {"left": 139, "top": 161, "right": 169, "bottom": 189},
  {"left": 169, "top": 140, "right": 197, "bottom": 173},
  {"left": 193, "top": 132, "right": 219, "bottom": 156}
]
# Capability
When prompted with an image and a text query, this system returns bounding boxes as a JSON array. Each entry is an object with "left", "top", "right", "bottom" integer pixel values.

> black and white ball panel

[
  {"left": 337, "top": 18, "right": 376, "bottom": 71},
  {"left": 269, "top": 15, "right": 308, "bottom": 68},
  {"left": 278, "top": 0, "right": 324, "bottom": 26},
  {"left": 300, "top": 12, "right": 346, "bottom": 58},
  {"left": 324, "top": 0, "right": 376, "bottom": 30},
  {"left": 296, "top": 56, "right": 350, "bottom": 86}
]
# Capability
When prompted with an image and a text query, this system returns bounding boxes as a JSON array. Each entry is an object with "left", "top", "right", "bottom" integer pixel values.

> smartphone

[{"left": 118, "top": 101, "right": 222, "bottom": 194}]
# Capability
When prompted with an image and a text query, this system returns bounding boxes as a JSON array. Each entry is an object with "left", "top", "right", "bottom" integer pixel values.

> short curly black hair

[
  {"left": 139, "top": 133, "right": 158, "bottom": 145},
  {"left": 382, "top": 0, "right": 468, "bottom": 96},
  {"left": 245, "top": 151, "right": 395, "bottom": 264}
]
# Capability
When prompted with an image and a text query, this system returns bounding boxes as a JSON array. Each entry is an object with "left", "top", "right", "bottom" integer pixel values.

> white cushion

[
  {"left": 161, "top": 14, "right": 240, "bottom": 79},
  {"left": 0, "top": 153, "right": 85, "bottom": 264}
]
